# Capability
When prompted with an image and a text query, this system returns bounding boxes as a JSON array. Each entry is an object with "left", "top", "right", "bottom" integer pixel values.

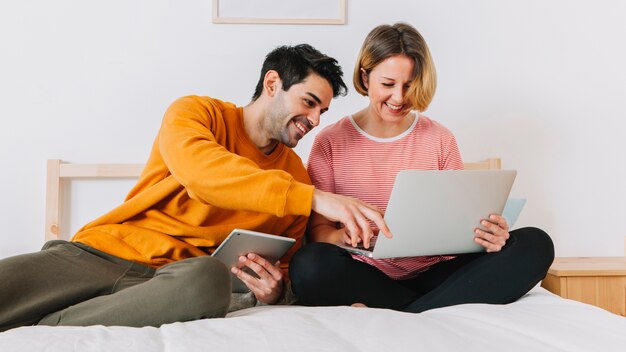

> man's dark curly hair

[{"left": 252, "top": 44, "right": 348, "bottom": 101}]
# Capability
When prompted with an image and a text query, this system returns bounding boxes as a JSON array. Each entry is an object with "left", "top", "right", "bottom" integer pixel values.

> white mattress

[{"left": 1, "top": 287, "right": 625, "bottom": 352}]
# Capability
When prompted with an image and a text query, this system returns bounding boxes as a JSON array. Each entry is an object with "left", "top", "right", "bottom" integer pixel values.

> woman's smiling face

[{"left": 363, "top": 54, "right": 416, "bottom": 122}]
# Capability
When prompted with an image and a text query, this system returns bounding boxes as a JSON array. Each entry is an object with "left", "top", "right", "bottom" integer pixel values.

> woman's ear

[
  {"left": 360, "top": 68, "right": 369, "bottom": 90},
  {"left": 263, "top": 70, "right": 281, "bottom": 97}
]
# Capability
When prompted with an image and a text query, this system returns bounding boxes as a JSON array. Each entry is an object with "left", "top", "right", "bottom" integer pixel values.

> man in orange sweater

[{"left": 0, "top": 44, "right": 390, "bottom": 331}]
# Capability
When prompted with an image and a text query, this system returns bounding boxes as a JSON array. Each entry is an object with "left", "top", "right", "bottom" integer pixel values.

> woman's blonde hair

[{"left": 353, "top": 23, "right": 437, "bottom": 111}]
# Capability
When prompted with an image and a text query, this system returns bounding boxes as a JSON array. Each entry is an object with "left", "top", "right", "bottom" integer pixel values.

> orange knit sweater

[{"left": 72, "top": 96, "right": 314, "bottom": 267}]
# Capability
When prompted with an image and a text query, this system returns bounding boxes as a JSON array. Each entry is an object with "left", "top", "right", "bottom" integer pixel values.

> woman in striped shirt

[{"left": 289, "top": 23, "right": 554, "bottom": 312}]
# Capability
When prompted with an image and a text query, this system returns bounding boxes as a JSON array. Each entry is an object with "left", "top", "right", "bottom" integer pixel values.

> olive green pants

[{"left": 0, "top": 240, "right": 231, "bottom": 332}]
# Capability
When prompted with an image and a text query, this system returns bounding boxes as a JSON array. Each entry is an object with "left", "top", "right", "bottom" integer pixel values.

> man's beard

[{"left": 266, "top": 94, "right": 296, "bottom": 148}]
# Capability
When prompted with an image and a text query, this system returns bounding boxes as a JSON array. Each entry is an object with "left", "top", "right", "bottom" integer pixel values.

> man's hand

[
  {"left": 474, "top": 214, "right": 510, "bottom": 252},
  {"left": 311, "top": 189, "right": 392, "bottom": 249},
  {"left": 231, "top": 253, "right": 284, "bottom": 304}
]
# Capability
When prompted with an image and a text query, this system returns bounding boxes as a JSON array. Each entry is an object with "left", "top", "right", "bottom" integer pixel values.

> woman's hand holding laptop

[{"left": 474, "top": 214, "right": 511, "bottom": 252}]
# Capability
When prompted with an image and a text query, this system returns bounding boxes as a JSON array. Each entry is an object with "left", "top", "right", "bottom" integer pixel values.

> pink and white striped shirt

[{"left": 308, "top": 114, "right": 464, "bottom": 280}]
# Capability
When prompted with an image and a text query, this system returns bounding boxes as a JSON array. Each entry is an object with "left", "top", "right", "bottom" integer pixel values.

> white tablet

[{"left": 211, "top": 229, "right": 296, "bottom": 293}]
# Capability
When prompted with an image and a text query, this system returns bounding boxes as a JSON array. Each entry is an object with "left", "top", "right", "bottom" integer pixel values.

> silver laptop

[{"left": 341, "top": 170, "right": 517, "bottom": 258}]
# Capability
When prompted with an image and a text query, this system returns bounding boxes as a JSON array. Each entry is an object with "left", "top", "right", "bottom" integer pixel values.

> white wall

[{"left": 1, "top": 0, "right": 625, "bottom": 258}]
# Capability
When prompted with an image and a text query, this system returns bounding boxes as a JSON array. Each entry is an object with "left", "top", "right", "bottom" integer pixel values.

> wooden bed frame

[{"left": 44, "top": 158, "right": 502, "bottom": 241}]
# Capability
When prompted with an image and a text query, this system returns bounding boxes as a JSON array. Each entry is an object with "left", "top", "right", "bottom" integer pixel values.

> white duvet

[{"left": 1, "top": 287, "right": 625, "bottom": 352}]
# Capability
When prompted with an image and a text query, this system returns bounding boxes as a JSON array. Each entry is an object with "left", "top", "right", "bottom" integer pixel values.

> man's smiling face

[{"left": 265, "top": 73, "right": 333, "bottom": 149}]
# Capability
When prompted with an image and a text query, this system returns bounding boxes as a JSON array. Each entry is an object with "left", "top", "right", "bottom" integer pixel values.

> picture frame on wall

[{"left": 212, "top": 0, "right": 346, "bottom": 25}]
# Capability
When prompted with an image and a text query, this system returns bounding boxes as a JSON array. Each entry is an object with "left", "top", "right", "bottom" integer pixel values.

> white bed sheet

[{"left": 1, "top": 287, "right": 625, "bottom": 352}]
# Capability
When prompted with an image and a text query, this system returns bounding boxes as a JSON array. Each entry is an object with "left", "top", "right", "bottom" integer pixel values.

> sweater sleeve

[{"left": 158, "top": 96, "right": 313, "bottom": 217}]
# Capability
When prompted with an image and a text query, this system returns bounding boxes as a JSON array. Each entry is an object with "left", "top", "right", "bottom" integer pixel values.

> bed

[
  {"left": 1, "top": 287, "right": 625, "bottom": 351},
  {"left": 1, "top": 159, "right": 625, "bottom": 351}
]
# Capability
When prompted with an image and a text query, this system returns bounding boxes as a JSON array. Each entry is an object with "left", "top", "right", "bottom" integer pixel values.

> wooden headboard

[{"left": 45, "top": 158, "right": 502, "bottom": 241}]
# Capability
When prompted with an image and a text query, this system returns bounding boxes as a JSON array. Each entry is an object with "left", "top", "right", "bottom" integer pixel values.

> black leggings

[{"left": 289, "top": 227, "right": 554, "bottom": 312}]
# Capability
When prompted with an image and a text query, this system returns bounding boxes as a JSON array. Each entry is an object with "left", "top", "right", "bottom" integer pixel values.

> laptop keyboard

[{"left": 350, "top": 236, "right": 377, "bottom": 250}]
